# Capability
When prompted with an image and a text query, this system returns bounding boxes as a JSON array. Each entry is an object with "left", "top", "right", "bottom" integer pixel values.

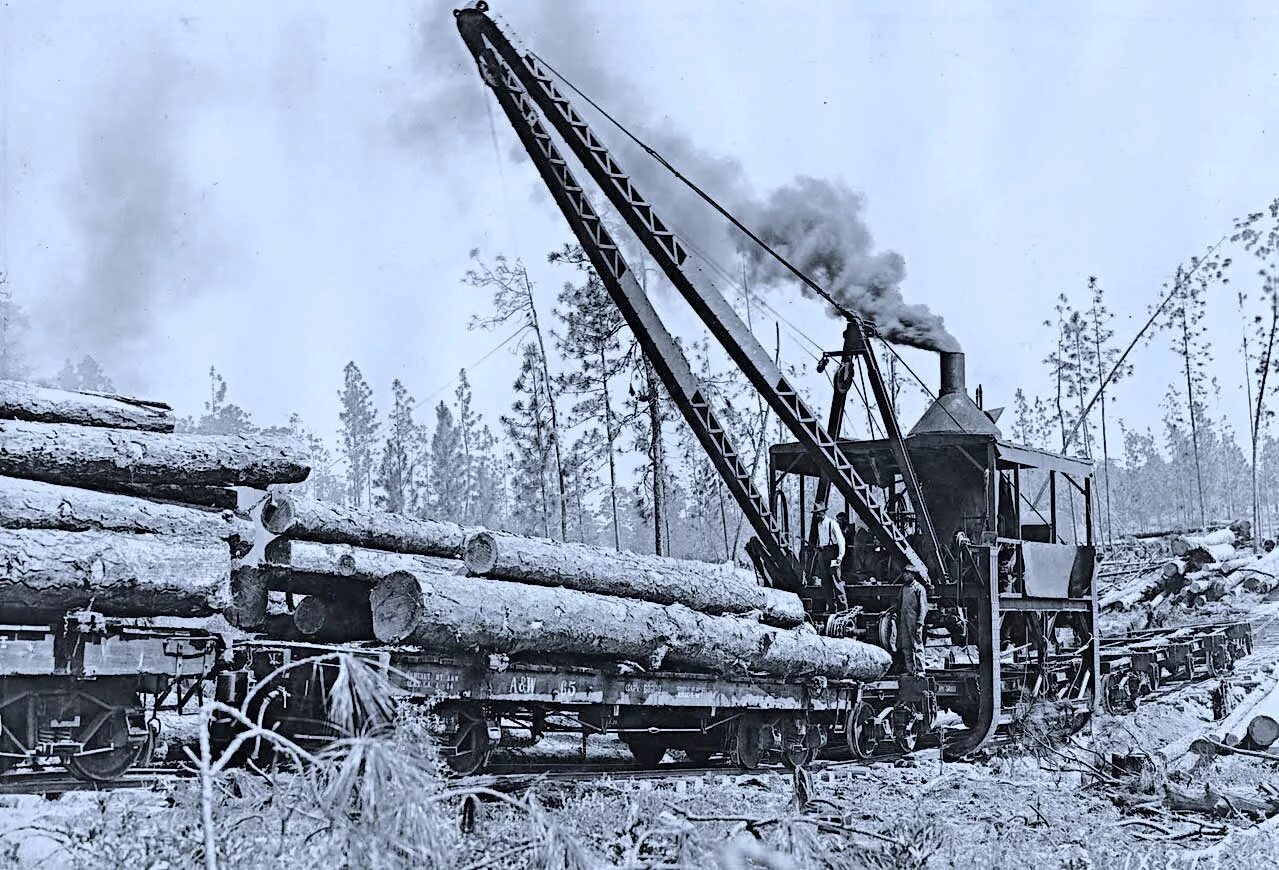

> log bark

[
  {"left": 262, "top": 538, "right": 462, "bottom": 581},
  {"left": 371, "top": 569, "right": 890, "bottom": 681},
  {"left": 462, "top": 529, "right": 806, "bottom": 627},
  {"left": 102, "top": 483, "right": 240, "bottom": 511},
  {"left": 293, "top": 593, "right": 374, "bottom": 642},
  {"left": 260, "top": 493, "right": 466, "bottom": 557},
  {"left": 0, "top": 528, "right": 230, "bottom": 616},
  {"left": 0, "top": 380, "right": 175, "bottom": 432},
  {"left": 0, "top": 420, "right": 310, "bottom": 489},
  {"left": 0, "top": 475, "right": 254, "bottom": 557}
]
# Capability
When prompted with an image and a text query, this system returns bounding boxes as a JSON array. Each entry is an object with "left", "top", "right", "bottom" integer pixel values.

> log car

[
  {"left": 0, "top": 612, "right": 220, "bottom": 781},
  {"left": 219, "top": 639, "right": 869, "bottom": 775}
]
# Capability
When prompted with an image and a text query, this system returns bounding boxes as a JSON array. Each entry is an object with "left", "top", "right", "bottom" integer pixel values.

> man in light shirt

[{"left": 812, "top": 503, "right": 848, "bottom": 610}]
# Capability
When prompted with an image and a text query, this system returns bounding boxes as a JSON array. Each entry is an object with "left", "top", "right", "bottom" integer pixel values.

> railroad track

[{"left": 0, "top": 766, "right": 190, "bottom": 797}]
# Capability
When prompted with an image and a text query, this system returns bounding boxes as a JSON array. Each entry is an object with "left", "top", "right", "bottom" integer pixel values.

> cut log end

[
  {"left": 370, "top": 570, "right": 425, "bottom": 643},
  {"left": 463, "top": 531, "right": 499, "bottom": 575},
  {"left": 261, "top": 494, "right": 296, "bottom": 535},
  {"left": 293, "top": 596, "right": 329, "bottom": 636}
]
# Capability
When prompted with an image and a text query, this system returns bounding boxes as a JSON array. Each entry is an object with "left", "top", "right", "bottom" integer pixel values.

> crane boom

[
  {"left": 456, "top": 4, "right": 931, "bottom": 581},
  {"left": 454, "top": 8, "right": 800, "bottom": 587}
]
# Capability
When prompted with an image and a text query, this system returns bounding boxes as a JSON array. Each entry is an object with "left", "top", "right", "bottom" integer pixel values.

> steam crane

[{"left": 455, "top": 3, "right": 1106, "bottom": 754}]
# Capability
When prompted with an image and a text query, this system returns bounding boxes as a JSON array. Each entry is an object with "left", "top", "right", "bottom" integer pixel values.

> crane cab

[{"left": 768, "top": 351, "right": 1100, "bottom": 751}]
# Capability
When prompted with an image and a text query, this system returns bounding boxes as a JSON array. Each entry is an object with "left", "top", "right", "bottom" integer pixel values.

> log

[
  {"left": 0, "top": 528, "right": 230, "bottom": 616},
  {"left": 262, "top": 538, "right": 463, "bottom": 581},
  {"left": 1243, "top": 682, "right": 1279, "bottom": 749},
  {"left": 1193, "top": 670, "right": 1279, "bottom": 755},
  {"left": 102, "top": 483, "right": 240, "bottom": 511},
  {"left": 293, "top": 593, "right": 374, "bottom": 642},
  {"left": 462, "top": 529, "right": 806, "bottom": 627},
  {"left": 226, "top": 565, "right": 268, "bottom": 629},
  {"left": 1164, "top": 783, "right": 1279, "bottom": 819},
  {"left": 0, "top": 420, "right": 310, "bottom": 490},
  {"left": 371, "top": 569, "right": 891, "bottom": 681},
  {"left": 0, "top": 380, "right": 175, "bottom": 432},
  {"left": 260, "top": 493, "right": 466, "bottom": 557},
  {"left": 1171, "top": 531, "right": 1236, "bottom": 558},
  {"left": 0, "top": 475, "right": 254, "bottom": 557}
]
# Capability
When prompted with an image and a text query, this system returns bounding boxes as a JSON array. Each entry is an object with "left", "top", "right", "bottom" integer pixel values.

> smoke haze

[
  {"left": 43, "top": 47, "right": 207, "bottom": 379},
  {"left": 406, "top": 0, "right": 959, "bottom": 352}
]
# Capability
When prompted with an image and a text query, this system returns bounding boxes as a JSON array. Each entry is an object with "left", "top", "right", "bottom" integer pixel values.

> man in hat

[
  {"left": 897, "top": 566, "right": 929, "bottom": 676},
  {"left": 813, "top": 503, "right": 847, "bottom": 610}
]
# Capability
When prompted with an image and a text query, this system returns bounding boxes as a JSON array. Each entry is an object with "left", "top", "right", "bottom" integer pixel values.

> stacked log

[
  {"left": 0, "top": 382, "right": 309, "bottom": 622},
  {"left": 371, "top": 569, "right": 890, "bottom": 682},
  {"left": 261, "top": 493, "right": 466, "bottom": 557},
  {"left": 255, "top": 497, "right": 827, "bottom": 678},
  {"left": 462, "top": 529, "right": 806, "bottom": 627}
]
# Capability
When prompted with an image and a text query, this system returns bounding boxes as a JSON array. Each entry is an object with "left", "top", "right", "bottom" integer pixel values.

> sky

[{"left": 2, "top": 0, "right": 1278, "bottom": 455}]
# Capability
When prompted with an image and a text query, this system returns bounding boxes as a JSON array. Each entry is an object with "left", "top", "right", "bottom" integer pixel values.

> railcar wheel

[
  {"left": 1100, "top": 673, "right": 1136, "bottom": 715},
  {"left": 445, "top": 719, "right": 491, "bottom": 776},
  {"left": 892, "top": 705, "right": 920, "bottom": 753},
  {"left": 67, "top": 707, "right": 144, "bottom": 783},
  {"left": 846, "top": 702, "right": 878, "bottom": 759},
  {"left": 781, "top": 745, "right": 816, "bottom": 769},
  {"left": 683, "top": 749, "right": 714, "bottom": 765},
  {"left": 624, "top": 735, "right": 667, "bottom": 768},
  {"left": 733, "top": 716, "right": 766, "bottom": 770}
]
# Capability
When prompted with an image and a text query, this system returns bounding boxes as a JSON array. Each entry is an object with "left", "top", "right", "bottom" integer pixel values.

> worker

[
  {"left": 897, "top": 567, "right": 929, "bottom": 676},
  {"left": 813, "top": 503, "right": 847, "bottom": 610}
]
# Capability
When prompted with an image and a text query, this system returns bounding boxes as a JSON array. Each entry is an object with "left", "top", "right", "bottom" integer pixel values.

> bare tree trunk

[
  {"left": 1181, "top": 311, "right": 1208, "bottom": 528},
  {"left": 645, "top": 357, "right": 667, "bottom": 556},
  {"left": 523, "top": 274, "right": 568, "bottom": 542},
  {"left": 601, "top": 348, "right": 621, "bottom": 550}
]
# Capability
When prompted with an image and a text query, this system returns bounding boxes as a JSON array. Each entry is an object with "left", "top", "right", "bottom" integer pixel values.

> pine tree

[
  {"left": 467, "top": 251, "right": 569, "bottom": 539},
  {"left": 55, "top": 355, "right": 116, "bottom": 393},
  {"left": 375, "top": 379, "right": 423, "bottom": 514},
  {"left": 337, "top": 362, "right": 379, "bottom": 508},
  {"left": 188, "top": 367, "right": 255, "bottom": 435},
  {"left": 550, "top": 244, "right": 631, "bottom": 549},
  {"left": 0, "top": 275, "right": 31, "bottom": 381},
  {"left": 279, "top": 413, "right": 344, "bottom": 503},
  {"left": 1083, "top": 278, "right": 1132, "bottom": 545},
  {"left": 502, "top": 343, "right": 555, "bottom": 537},
  {"left": 428, "top": 401, "right": 465, "bottom": 521},
  {"left": 1163, "top": 264, "right": 1213, "bottom": 527}
]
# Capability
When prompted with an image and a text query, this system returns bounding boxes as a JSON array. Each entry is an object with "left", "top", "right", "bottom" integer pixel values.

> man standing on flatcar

[
  {"left": 813, "top": 503, "right": 847, "bottom": 610},
  {"left": 897, "top": 567, "right": 928, "bottom": 676}
]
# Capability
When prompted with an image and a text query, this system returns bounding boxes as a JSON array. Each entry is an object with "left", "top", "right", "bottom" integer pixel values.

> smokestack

[
  {"left": 939, "top": 352, "right": 965, "bottom": 397},
  {"left": 908, "top": 351, "right": 1002, "bottom": 438}
]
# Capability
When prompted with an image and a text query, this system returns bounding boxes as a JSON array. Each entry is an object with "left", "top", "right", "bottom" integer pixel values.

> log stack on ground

[
  {"left": 371, "top": 569, "right": 890, "bottom": 682},
  {"left": 0, "top": 381, "right": 310, "bottom": 623}
]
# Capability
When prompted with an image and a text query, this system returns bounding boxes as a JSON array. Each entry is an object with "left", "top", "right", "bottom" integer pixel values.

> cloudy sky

[{"left": 2, "top": 0, "right": 1277, "bottom": 450}]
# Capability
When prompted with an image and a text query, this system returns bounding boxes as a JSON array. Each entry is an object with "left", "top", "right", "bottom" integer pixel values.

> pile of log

[
  {"left": 255, "top": 494, "right": 890, "bottom": 681},
  {"left": 1097, "top": 524, "right": 1272, "bottom": 616},
  {"left": 0, "top": 380, "right": 309, "bottom": 619},
  {"left": 1190, "top": 668, "right": 1279, "bottom": 757}
]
